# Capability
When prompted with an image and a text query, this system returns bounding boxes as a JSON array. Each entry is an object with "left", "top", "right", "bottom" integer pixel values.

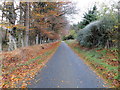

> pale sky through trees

[
  {"left": 68, "top": 0, "right": 119, "bottom": 25},
  {"left": 0, "top": 0, "right": 119, "bottom": 25}
]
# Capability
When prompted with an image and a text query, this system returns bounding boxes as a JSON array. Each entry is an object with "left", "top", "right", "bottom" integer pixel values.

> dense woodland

[{"left": 0, "top": 1, "right": 74, "bottom": 52}]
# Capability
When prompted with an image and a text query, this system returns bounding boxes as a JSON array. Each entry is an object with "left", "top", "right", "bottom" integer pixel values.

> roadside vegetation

[
  {"left": 66, "top": 40, "right": 119, "bottom": 88},
  {"left": 62, "top": 30, "right": 77, "bottom": 41},
  {"left": 65, "top": 1, "right": 119, "bottom": 88}
]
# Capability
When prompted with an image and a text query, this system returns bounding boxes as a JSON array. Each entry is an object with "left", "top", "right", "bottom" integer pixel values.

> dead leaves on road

[{"left": 1, "top": 41, "right": 60, "bottom": 88}]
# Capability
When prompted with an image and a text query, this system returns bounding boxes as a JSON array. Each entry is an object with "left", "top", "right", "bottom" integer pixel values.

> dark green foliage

[
  {"left": 62, "top": 35, "right": 74, "bottom": 40},
  {"left": 76, "top": 3, "right": 118, "bottom": 48},
  {"left": 77, "top": 16, "right": 116, "bottom": 48},
  {"left": 78, "top": 5, "right": 98, "bottom": 29},
  {"left": 70, "top": 5, "right": 98, "bottom": 31}
]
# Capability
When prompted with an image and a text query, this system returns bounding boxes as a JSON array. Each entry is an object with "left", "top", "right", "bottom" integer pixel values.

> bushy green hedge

[{"left": 77, "top": 16, "right": 116, "bottom": 48}]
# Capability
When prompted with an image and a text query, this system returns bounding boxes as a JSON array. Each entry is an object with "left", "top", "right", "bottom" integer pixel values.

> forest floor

[
  {"left": 0, "top": 41, "right": 60, "bottom": 88},
  {"left": 65, "top": 40, "right": 119, "bottom": 88}
]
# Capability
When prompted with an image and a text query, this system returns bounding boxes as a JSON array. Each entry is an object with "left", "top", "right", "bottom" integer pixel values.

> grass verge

[{"left": 65, "top": 40, "right": 119, "bottom": 88}]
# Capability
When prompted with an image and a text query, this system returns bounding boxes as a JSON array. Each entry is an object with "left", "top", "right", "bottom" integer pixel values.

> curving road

[{"left": 28, "top": 42, "right": 108, "bottom": 88}]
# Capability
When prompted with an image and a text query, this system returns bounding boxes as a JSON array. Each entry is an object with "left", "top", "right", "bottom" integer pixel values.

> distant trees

[
  {"left": 70, "top": 5, "right": 98, "bottom": 41},
  {"left": 0, "top": 1, "right": 72, "bottom": 52},
  {"left": 62, "top": 30, "right": 76, "bottom": 40}
]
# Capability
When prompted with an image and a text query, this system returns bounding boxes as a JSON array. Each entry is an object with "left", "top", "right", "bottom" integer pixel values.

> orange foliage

[{"left": 1, "top": 41, "right": 60, "bottom": 88}]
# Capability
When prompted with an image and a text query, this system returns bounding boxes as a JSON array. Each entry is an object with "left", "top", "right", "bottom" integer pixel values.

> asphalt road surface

[{"left": 28, "top": 42, "right": 108, "bottom": 88}]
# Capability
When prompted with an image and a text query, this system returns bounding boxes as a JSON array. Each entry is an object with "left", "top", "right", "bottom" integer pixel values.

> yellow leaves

[
  {"left": 0, "top": 76, "right": 2, "bottom": 88},
  {"left": 13, "top": 24, "right": 26, "bottom": 29},
  {"left": 114, "top": 25, "right": 118, "bottom": 29},
  {"left": 0, "top": 83, "right": 4, "bottom": 88},
  {"left": 112, "top": 40, "right": 117, "bottom": 42},
  {"left": 11, "top": 75, "right": 16, "bottom": 80},
  {"left": 36, "top": 14, "right": 41, "bottom": 17},
  {"left": 2, "top": 24, "right": 26, "bottom": 30},
  {"left": 21, "top": 82, "right": 27, "bottom": 88},
  {"left": 5, "top": 2, "right": 13, "bottom": 5},
  {"left": 0, "top": 76, "right": 2, "bottom": 79},
  {"left": 22, "top": 73, "right": 27, "bottom": 77},
  {"left": 0, "top": 24, "right": 26, "bottom": 29},
  {"left": 14, "top": 78, "right": 19, "bottom": 83},
  {"left": 10, "top": 75, "right": 19, "bottom": 83},
  {"left": 61, "top": 80, "right": 64, "bottom": 82},
  {"left": 2, "top": 42, "right": 60, "bottom": 88},
  {"left": 0, "top": 24, "right": 5, "bottom": 26},
  {"left": 35, "top": 14, "right": 45, "bottom": 18},
  {"left": 5, "top": 26, "right": 12, "bottom": 29},
  {"left": 49, "top": 10, "right": 57, "bottom": 15},
  {"left": 2, "top": 83, "right": 9, "bottom": 88}
]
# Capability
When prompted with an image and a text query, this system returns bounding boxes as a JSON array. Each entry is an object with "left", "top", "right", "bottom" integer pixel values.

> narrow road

[{"left": 28, "top": 42, "right": 107, "bottom": 88}]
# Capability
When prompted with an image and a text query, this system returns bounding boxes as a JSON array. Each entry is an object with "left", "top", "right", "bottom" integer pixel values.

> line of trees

[
  {"left": 72, "top": 2, "right": 119, "bottom": 49},
  {"left": 0, "top": 1, "right": 73, "bottom": 52}
]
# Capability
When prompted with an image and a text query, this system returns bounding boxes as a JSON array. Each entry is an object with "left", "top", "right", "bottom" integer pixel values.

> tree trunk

[
  {"left": 4, "top": 1, "right": 18, "bottom": 51},
  {"left": 21, "top": 32, "right": 24, "bottom": 47},
  {"left": 19, "top": 2, "right": 24, "bottom": 47},
  {"left": 0, "top": 5, "right": 4, "bottom": 52},
  {"left": 36, "top": 34, "right": 39, "bottom": 44},
  {"left": 8, "top": 33, "right": 17, "bottom": 51},
  {"left": 0, "top": 29, "right": 2, "bottom": 52},
  {"left": 0, "top": 38, "right": 2, "bottom": 52},
  {"left": 25, "top": 2, "right": 30, "bottom": 46},
  {"left": 46, "top": 37, "right": 49, "bottom": 43}
]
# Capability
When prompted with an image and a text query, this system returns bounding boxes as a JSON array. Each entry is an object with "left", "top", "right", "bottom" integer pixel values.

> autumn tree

[
  {"left": 0, "top": 1, "right": 73, "bottom": 51},
  {"left": 1, "top": 1, "right": 18, "bottom": 51}
]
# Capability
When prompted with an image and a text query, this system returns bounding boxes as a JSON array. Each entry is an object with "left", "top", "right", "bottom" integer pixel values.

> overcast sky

[{"left": 67, "top": 0, "right": 119, "bottom": 25}]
